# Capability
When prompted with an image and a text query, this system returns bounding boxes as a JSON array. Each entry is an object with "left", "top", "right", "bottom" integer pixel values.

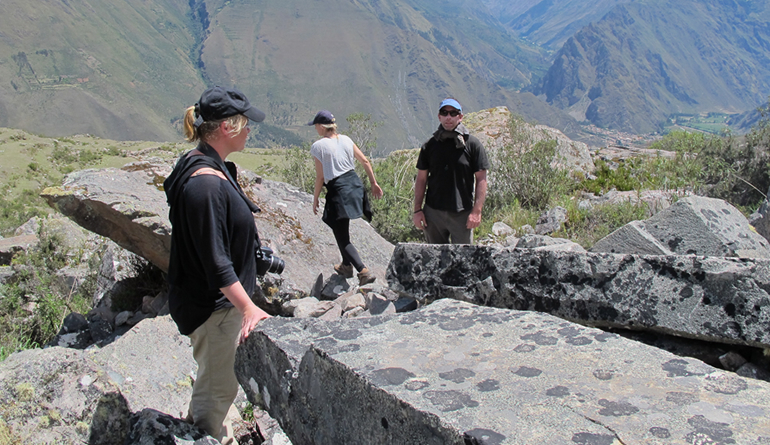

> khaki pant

[
  {"left": 423, "top": 205, "right": 473, "bottom": 244},
  {"left": 187, "top": 306, "right": 242, "bottom": 444}
]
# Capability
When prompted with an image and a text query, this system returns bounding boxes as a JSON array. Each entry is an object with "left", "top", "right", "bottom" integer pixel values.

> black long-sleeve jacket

[{"left": 163, "top": 144, "right": 258, "bottom": 335}]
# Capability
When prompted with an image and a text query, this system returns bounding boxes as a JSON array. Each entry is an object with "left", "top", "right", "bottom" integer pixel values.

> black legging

[{"left": 329, "top": 218, "right": 365, "bottom": 272}]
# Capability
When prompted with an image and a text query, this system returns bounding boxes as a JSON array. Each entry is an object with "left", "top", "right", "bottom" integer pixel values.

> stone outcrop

[
  {"left": 463, "top": 106, "right": 595, "bottom": 176},
  {"left": 591, "top": 196, "right": 770, "bottom": 258},
  {"left": 235, "top": 298, "right": 770, "bottom": 445},
  {"left": 41, "top": 167, "right": 173, "bottom": 272},
  {"left": 387, "top": 243, "right": 770, "bottom": 349},
  {"left": 41, "top": 163, "right": 394, "bottom": 294}
]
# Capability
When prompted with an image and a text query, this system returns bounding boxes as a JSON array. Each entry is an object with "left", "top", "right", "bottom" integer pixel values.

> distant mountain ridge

[
  {"left": 194, "top": 0, "right": 579, "bottom": 148},
  {"left": 481, "top": 0, "right": 625, "bottom": 49},
  {"left": 0, "top": 0, "right": 205, "bottom": 142},
  {"left": 531, "top": 0, "right": 770, "bottom": 133},
  {"left": 0, "top": 0, "right": 768, "bottom": 147},
  {"left": 0, "top": 0, "right": 581, "bottom": 149}
]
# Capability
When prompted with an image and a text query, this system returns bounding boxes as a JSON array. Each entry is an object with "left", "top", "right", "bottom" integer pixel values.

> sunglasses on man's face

[{"left": 439, "top": 109, "right": 461, "bottom": 117}]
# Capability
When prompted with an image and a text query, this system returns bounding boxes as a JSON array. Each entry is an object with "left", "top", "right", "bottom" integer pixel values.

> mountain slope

[
  {"left": 533, "top": 0, "right": 770, "bottom": 134},
  {"left": 196, "top": 0, "right": 574, "bottom": 149},
  {"left": 510, "top": 0, "right": 626, "bottom": 49},
  {"left": 0, "top": 0, "right": 206, "bottom": 141},
  {"left": 481, "top": 0, "right": 625, "bottom": 49},
  {"left": 0, "top": 0, "right": 582, "bottom": 150}
]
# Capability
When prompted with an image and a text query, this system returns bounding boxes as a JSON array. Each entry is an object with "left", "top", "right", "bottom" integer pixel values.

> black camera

[{"left": 256, "top": 246, "right": 285, "bottom": 275}]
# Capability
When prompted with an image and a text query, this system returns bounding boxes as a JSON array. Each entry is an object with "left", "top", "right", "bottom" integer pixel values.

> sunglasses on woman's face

[{"left": 439, "top": 109, "right": 461, "bottom": 117}]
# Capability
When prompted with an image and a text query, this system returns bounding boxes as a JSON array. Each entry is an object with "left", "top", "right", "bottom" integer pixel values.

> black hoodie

[{"left": 163, "top": 143, "right": 259, "bottom": 335}]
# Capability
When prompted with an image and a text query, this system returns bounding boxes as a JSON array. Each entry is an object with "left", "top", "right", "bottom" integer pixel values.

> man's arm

[
  {"left": 413, "top": 169, "right": 428, "bottom": 230},
  {"left": 467, "top": 169, "right": 487, "bottom": 229}
]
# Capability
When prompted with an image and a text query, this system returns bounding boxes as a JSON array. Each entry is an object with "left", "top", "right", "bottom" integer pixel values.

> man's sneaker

[
  {"left": 334, "top": 263, "right": 354, "bottom": 278},
  {"left": 358, "top": 268, "right": 376, "bottom": 285}
]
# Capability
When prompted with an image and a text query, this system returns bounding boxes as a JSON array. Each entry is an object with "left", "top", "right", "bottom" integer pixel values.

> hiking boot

[
  {"left": 334, "top": 263, "right": 354, "bottom": 278},
  {"left": 357, "top": 268, "right": 376, "bottom": 286}
]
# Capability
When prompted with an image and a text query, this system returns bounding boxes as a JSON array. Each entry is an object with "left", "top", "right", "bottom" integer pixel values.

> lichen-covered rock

[
  {"left": 124, "top": 408, "right": 216, "bottom": 445},
  {"left": 236, "top": 299, "right": 770, "bottom": 445},
  {"left": 387, "top": 243, "right": 770, "bottom": 349}
]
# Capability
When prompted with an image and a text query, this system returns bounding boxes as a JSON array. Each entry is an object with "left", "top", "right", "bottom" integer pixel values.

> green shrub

[
  {"left": 78, "top": 148, "right": 104, "bottom": 167},
  {"left": 648, "top": 130, "right": 710, "bottom": 153},
  {"left": 488, "top": 137, "right": 572, "bottom": 212},
  {"left": 476, "top": 199, "right": 540, "bottom": 240},
  {"left": 279, "top": 144, "right": 315, "bottom": 194},
  {"left": 0, "top": 230, "right": 92, "bottom": 360},
  {"left": 50, "top": 142, "right": 77, "bottom": 165},
  {"left": 0, "top": 191, "right": 48, "bottom": 236},
  {"left": 346, "top": 113, "right": 381, "bottom": 157},
  {"left": 554, "top": 199, "right": 651, "bottom": 248},
  {"left": 370, "top": 149, "right": 424, "bottom": 243}
]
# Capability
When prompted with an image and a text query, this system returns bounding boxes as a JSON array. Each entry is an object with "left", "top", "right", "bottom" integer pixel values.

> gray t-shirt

[{"left": 311, "top": 134, "right": 356, "bottom": 183}]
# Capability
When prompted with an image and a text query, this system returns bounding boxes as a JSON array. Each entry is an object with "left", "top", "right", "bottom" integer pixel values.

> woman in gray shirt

[{"left": 309, "top": 110, "right": 383, "bottom": 285}]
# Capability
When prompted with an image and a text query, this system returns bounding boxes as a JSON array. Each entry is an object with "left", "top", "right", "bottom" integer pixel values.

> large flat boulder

[
  {"left": 235, "top": 299, "right": 770, "bottom": 444},
  {"left": 41, "top": 164, "right": 394, "bottom": 293},
  {"left": 592, "top": 196, "right": 770, "bottom": 258},
  {"left": 41, "top": 167, "right": 172, "bottom": 272},
  {"left": 387, "top": 243, "right": 770, "bottom": 349}
]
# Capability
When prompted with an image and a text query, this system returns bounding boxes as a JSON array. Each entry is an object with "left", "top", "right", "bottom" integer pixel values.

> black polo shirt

[{"left": 416, "top": 133, "right": 490, "bottom": 212}]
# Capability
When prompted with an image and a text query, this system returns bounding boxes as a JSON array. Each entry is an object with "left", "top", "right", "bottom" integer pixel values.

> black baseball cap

[
  {"left": 194, "top": 86, "right": 265, "bottom": 127},
  {"left": 307, "top": 110, "right": 335, "bottom": 126}
]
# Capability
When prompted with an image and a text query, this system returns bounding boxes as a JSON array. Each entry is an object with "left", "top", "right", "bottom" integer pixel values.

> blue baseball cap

[
  {"left": 439, "top": 98, "right": 462, "bottom": 113},
  {"left": 308, "top": 110, "right": 335, "bottom": 125}
]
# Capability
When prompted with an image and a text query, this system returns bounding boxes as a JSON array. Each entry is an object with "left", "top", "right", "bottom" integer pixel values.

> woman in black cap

[
  {"left": 309, "top": 110, "right": 383, "bottom": 285},
  {"left": 163, "top": 86, "right": 271, "bottom": 443}
]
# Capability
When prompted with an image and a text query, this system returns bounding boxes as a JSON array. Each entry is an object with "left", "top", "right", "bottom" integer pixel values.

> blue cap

[
  {"left": 439, "top": 98, "right": 462, "bottom": 113},
  {"left": 308, "top": 110, "right": 335, "bottom": 125}
]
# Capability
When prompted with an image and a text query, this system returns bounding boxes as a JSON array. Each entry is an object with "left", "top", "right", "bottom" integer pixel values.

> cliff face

[{"left": 535, "top": 0, "right": 770, "bottom": 133}]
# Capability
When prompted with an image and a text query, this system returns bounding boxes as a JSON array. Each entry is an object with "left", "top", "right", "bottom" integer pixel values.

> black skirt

[{"left": 322, "top": 169, "right": 372, "bottom": 226}]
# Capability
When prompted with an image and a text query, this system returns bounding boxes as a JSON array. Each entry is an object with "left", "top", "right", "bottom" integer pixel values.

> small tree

[
  {"left": 279, "top": 143, "right": 315, "bottom": 194},
  {"left": 346, "top": 113, "right": 381, "bottom": 158}
]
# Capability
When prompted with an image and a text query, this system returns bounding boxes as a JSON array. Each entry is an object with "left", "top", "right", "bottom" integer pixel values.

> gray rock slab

[
  {"left": 591, "top": 219, "right": 673, "bottom": 255},
  {"left": 235, "top": 299, "right": 770, "bottom": 445},
  {"left": 0, "top": 315, "right": 196, "bottom": 444},
  {"left": 387, "top": 243, "right": 770, "bottom": 349},
  {"left": 515, "top": 234, "right": 586, "bottom": 252},
  {"left": 41, "top": 167, "right": 172, "bottom": 272},
  {"left": 593, "top": 196, "right": 770, "bottom": 258}
]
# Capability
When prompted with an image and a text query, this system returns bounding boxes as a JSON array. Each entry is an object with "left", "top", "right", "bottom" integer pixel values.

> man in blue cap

[{"left": 413, "top": 98, "right": 489, "bottom": 244}]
